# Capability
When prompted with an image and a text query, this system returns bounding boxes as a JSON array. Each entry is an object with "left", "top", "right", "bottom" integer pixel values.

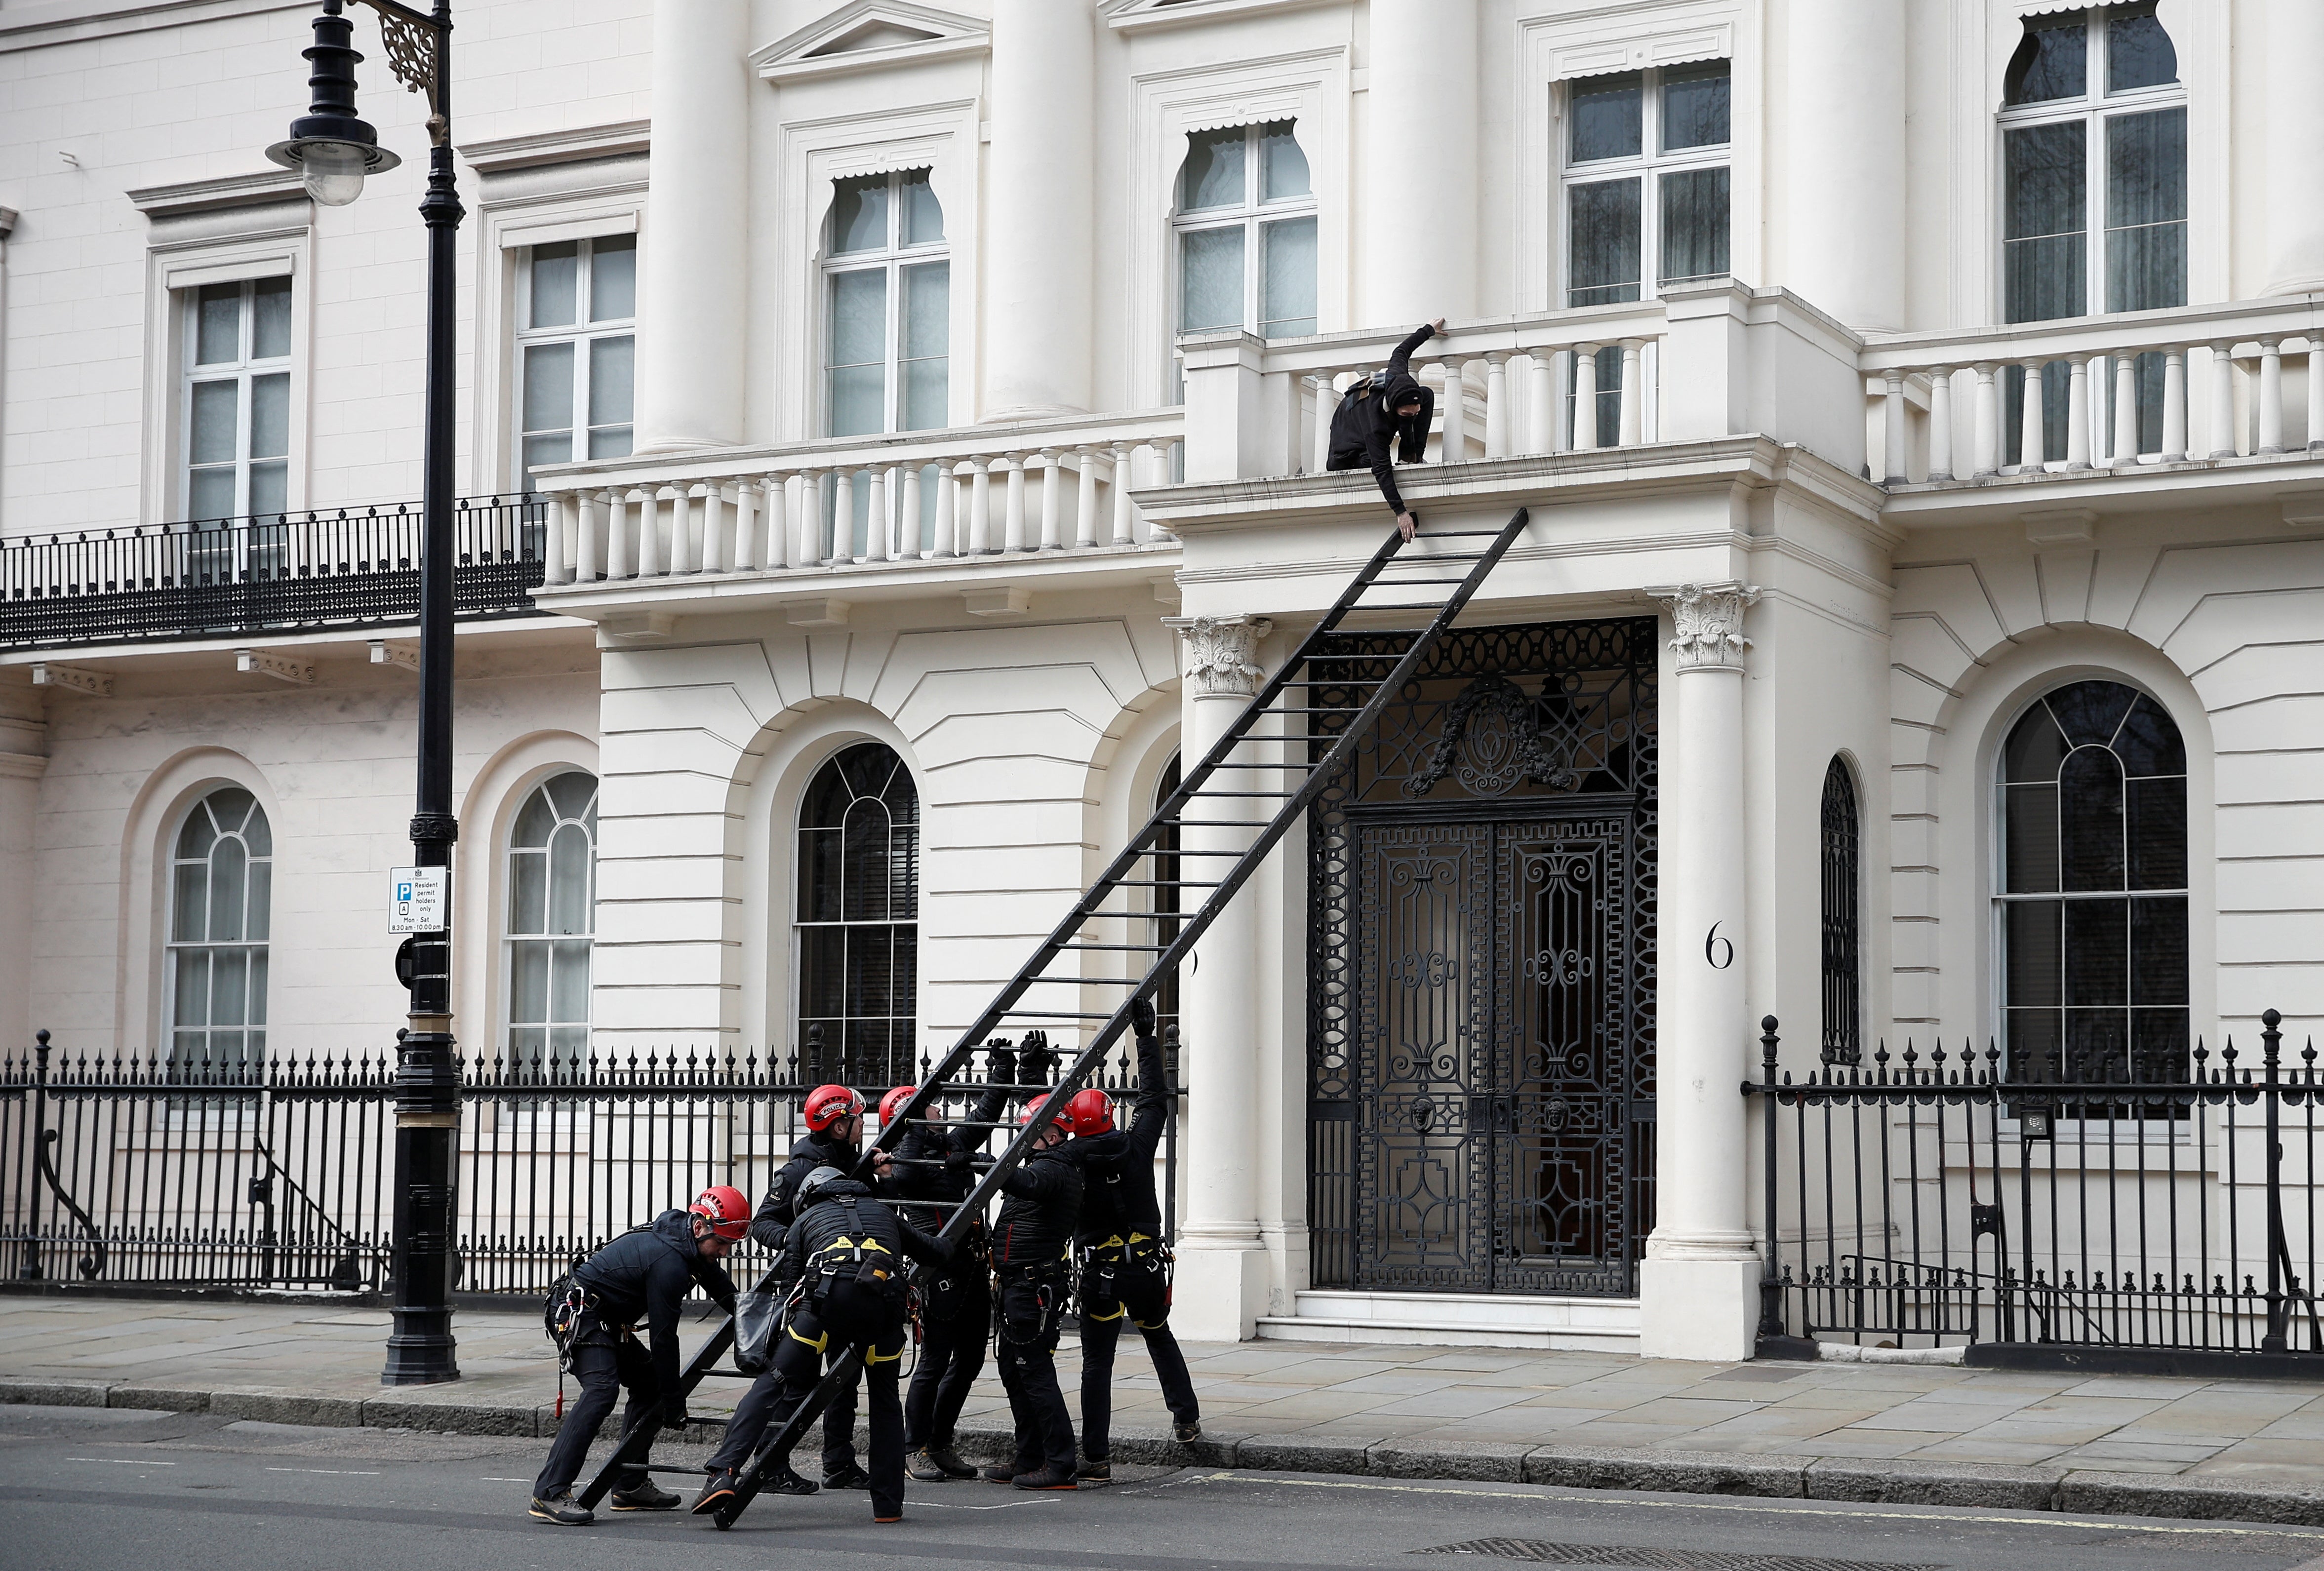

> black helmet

[{"left": 795, "top": 1164, "right": 847, "bottom": 1212}]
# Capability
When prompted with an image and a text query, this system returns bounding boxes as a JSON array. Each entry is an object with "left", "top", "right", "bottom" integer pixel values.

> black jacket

[
  {"left": 752, "top": 1128, "right": 879, "bottom": 1250},
  {"left": 1071, "top": 1029, "right": 1169, "bottom": 1246},
  {"left": 891, "top": 1070, "right": 1012, "bottom": 1239},
  {"left": 770, "top": 1178, "right": 951, "bottom": 1294},
  {"left": 1326, "top": 322, "right": 1438, "bottom": 517},
  {"left": 572, "top": 1210, "right": 739, "bottom": 1405},
  {"left": 991, "top": 1141, "right": 1083, "bottom": 1272}
]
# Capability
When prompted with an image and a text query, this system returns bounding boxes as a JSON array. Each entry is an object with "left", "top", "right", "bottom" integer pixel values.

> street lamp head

[{"left": 265, "top": 1, "right": 399, "bottom": 206}]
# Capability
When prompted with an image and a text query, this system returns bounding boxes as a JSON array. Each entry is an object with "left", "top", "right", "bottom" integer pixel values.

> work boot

[
  {"left": 690, "top": 1471, "right": 739, "bottom": 1516},
  {"left": 1173, "top": 1420, "right": 1202, "bottom": 1444},
  {"left": 608, "top": 1480, "right": 681, "bottom": 1511},
  {"left": 924, "top": 1443, "right": 977, "bottom": 1479},
  {"left": 981, "top": 1463, "right": 1022, "bottom": 1484},
  {"left": 528, "top": 1490, "right": 594, "bottom": 1526},
  {"left": 768, "top": 1462, "right": 819, "bottom": 1496},
  {"left": 907, "top": 1449, "right": 950, "bottom": 1483},
  {"left": 1012, "top": 1464, "right": 1078, "bottom": 1491},
  {"left": 1077, "top": 1458, "right": 1112, "bottom": 1484},
  {"left": 822, "top": 1461, "right": 871, "bottom": 1490}
]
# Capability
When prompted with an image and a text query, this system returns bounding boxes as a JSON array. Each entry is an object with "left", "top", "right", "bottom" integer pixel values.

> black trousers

[
  {"left": 1079, "top": 1253, "right": 1198, "bottom": 1462},
  {"left": 533, "top": 1334, "right": 654, "bottom": 1498},
  {"left": 904, "top": 1262, "right": 991, "bottom": 1450},
  {"left": 708, "top": 1302, "right": 909, "bottom": 1518},
  {"left": 994, "top": 1271, "right": 1074, "bottom": 1474}
]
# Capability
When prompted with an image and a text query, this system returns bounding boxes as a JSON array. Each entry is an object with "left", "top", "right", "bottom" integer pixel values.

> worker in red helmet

[
  {"left": 525, "top": 1186, "right": 742, "bottom": 1526},
  {"left": 1069, "top": 997, "right": 1201, "bottom": 1481},
  {"left": 745, "top": 1080, "right": 893, "bottom": 1490},
  {"left": 983, "top": 1065, "right": 1085, "bottom": 1490}
]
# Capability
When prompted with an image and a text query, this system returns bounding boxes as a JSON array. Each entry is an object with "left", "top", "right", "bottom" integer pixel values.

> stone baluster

[
  {"left": 866, "top": 467, "right": 892, "bottom": 562},
  {"left": 1571, "top": 346, "right": 1600, "bottom": 453},
  {"left": 2016, "top": 360, "right": 2045, "bottom": 472},
  {"left": 2112, "top": 354, "right": 2139, "bottom": 466},
  {"left": 2064, "top": 360, "right": 2092, "bottom": 471},
  {"left": 1483, "top": 353, "right": 1511, "bottom": 459},
  {"left": 1528, "top": 353, "right": 1558, "bottom": 455},
  {"left": 729, "top": 480, "right": 757, "bottom": 571},
  {"left": 1002, "top": 453, "right": 1028, "bottom": 552},
  {"left": 2259, "top": 339, "right": 2287, "bottom": 454},
  {"left": 635, "top": 486, "right": 664, "bottom": 578},
  {"left": 968, "top": 458, "right": 994, "bottom": 554},
  {"left": 664, "top": 484, "right": 692, "bottom": 575},
  {"left": 1075, "top": 448, "right": 1101, "bottom": 548},
  {"left": 542, "top": 492, "right": 572, "bottom": 585},
  {"left": 2307, "top": 337, "right": 2324, "bottom": 452},
  {"left": 1309, "top": 376, "right": 1335, "bottom": 473},
  {"left": 1617, "top": 340, "right": 1644, "bottom": 447},
  {"left": 764, "top": 474, "right": 792, "bottom": 570},
  {"left": 1970, "top": 363, "right": 1999, "bottom": 476},
  {"left": 826, "top": 469, "right": 852, "bottom": 565},
  {"left": 573, "top": 490, "right": 602, "bottom": 582},
  {"left": 1111, "top": 442, "right": 1136, "bottom": 546},
  {"left": 931, "top": 462, "right": 958, "bottom": 558},
  {"left": 2160, "top": 351, "right": 2189, "bottom": 463},
  {"left": 1437, "top": 355, "right": 1466, "bottom": 461},
  {"left": 606, "top": 489, "right": 633, "bottom": 580},
  {"left": 706, "top": 484, "right": 733, "bottom": 573},
  {"left": 793, "top": 470, "right": 822, "bottom": 567},
  {"left": 1926, "top": 368, "right": 1954, "bottom": 482},
  {"left": 1037, "top": 448, "right": 1064, "bottom": 551},
  {"left": 1882, "top": 369, "right": 1909, "bottom": 484},
  {"left": 899, "top": 464, "right": 923, "bottom": 560},
  {"left": 2209, "top": 342, "right": 2239, "bottom": 458}
]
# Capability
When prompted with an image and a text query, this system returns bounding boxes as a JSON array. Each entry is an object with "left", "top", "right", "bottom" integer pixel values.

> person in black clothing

[
  {"left": 1326, "top": 317, "right": 1447, "bottom": 540},
  {"left": 982, "top": 1089, "right": 1085, "bottom": 1490},
  {"left": 885, "top": 1033, "right": 1054, "bottom": 1482},
  {"left": 694, "top": 1166, "right": 949, "bottom": 1525},
  {"left": 750, "top": 1082, "right": 893, "bottom": 1489},
  {"left": 1069, "top": 999, "right": 1201, "bottom": 1481},
  {"left": 528, "top": 1187, "right": 744, "bottom": 1526}
]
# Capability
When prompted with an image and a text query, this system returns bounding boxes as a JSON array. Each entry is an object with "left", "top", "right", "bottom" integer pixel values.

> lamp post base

[{"left": 382, "top": 1306, "right": 461, "bottom": 1385}]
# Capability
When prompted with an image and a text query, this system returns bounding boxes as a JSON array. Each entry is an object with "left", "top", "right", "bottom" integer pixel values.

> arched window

[
  {"left": 167, "top": 786, "right": 271, "bottom": 1068},
  {"left": 824, "top": 168, "right": 948, "bottom": 437},
  {"left": 1174, "top": 121, "right": 1317, "bottom": 350},
  {"left": 1996, "top": 679, "right": 2188, "bottom": 1096},
  {"left": 796, "top": 742, "right": 920, "bottom": 1087},
  {"left": 1998, "top": 3, "right": 2183, "bottom": 462},
  {"left": 505, "top": 771, "right": 597, "bottom": 1066},
  {"left": 1819, "top": 757, "right": 1861, "bottom": 1067}
]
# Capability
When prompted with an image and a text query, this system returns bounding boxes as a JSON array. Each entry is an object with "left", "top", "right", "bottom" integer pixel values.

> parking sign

[{"left": 388, "top": 865, "right": 448, "bottom": 933}]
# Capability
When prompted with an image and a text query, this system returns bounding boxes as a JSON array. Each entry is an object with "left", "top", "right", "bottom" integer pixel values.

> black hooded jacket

[
  {"left": 1071, "top": 1029, "right": 1169, "bottom": 1246},
  {"left": 572, "top": 1209, "right": 739, "bottom": 1403},
  {"left": 991, "top": 1140, "right": 1083, "bottom": 1272},
  {"left": 752, "top": 1127, "right": 881, "bottom": 1249},
  {"left": 1325, "top": 322, "right": 1439, "bottom": 517},
  {"left": 891, "top": 1056, "right": 1014, "bottom": 1239},
  {"left": 770, "top": 1178, "right": 951, "bottom": 1294}
]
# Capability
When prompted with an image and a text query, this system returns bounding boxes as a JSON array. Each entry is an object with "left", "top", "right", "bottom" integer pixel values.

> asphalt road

[{"left": 3, "top": 1404, "right": 2324, "bottom": 1571}]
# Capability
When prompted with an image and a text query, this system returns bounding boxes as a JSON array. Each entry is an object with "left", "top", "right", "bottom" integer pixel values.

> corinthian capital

[
  {"left": 1165, "top": 614, "right": 1274, "bottom": 697},
  {"left": 1647, "top": 582, "right": 1762, "bottom": 670}
]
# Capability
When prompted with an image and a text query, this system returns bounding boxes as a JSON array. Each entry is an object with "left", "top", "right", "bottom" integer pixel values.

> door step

[{"left": 1256, "top": 1290, "right": 1642, "bottom": 1352}]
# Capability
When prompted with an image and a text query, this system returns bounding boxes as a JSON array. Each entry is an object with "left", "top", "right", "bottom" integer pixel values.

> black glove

[
  {"left": 946, "top": 1145, "right": 974, "bottom": 1173},
  {"left": 663, "top": 1403, "right": 690, "bottom": 1431},
  {"left": 985, "top": 1040, "right": 1018, "bottom": 1085},
  {"left": 1128, "top": 996, "right": 1157, "bottom": 1039},
  {"left": 1017, "top": 1030, "right": 1058, "bottom": 1085}
]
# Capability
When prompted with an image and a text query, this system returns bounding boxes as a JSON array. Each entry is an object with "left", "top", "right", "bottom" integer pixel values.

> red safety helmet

[
  {"left": 804, "top": 1083, "right": 866, "bottom": 1133},
  {"left": 1019, "top": 1093, "right": 1056, "bottom": 1128},
  {"left": 1062, "top": 1088, "right": 1116, "bottom": 1138},
  {"left": 879, "top": 1085, "right": 918, "bottom": 1128},
  {"left": 689, "top": 1184, "right": 751, "bottom": 1241}
]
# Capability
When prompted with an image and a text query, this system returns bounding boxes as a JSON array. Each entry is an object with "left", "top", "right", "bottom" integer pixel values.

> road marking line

[
  {"left": 478, "top": 1477, "right": 533, "bottom": 1483},
  {"left": 907, "top": 1498, "right": 1064, "bottom": 1511},
  {"left": 262, "top": 1467, "right": 380, "bottom": 1476},
  {"left": 65, "top": 1458, "right": 174, "bottom": 1465},
  {"left": 1184, "top": 1472, "right": 2324, "bottom": 1542}
]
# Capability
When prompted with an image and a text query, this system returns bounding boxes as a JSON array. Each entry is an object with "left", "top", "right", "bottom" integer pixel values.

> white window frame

[
  {"left": 179, "top": 277, "right": 295, "bottom": 522},
  {"left": 819, "top": 167, "right": 950, "bottom": 437},
  {"left": 1993, "top": 4, "right": 2187, "bottom": 325},
  {"left": 1557, "top": 62, "right": 1732, "bottom": 309},
  {"left": 163, "top": 787, "right": 272, "bottom": 1072},
  {"left": 511, "top": 235, "right": 637, "bottom": 493},
  {"left": 1169, "top": 120, "right": 1319, "bottom": 344},
  {"left": 500, "top": 770, "right": 599, "bottom": 1072}
]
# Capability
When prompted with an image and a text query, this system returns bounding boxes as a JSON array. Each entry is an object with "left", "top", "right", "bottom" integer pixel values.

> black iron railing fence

[
  {"left": 0, "top": 494, "right": 548, "bottom": 650},
  {"left": 1751, "top": 1011, "right": 2324, "bottom": 1359},
  {"left": 0, "top": 1024, "right": 1180, "bottom": 1297}
]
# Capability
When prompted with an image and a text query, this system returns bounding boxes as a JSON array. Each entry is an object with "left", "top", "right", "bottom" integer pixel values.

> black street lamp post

[{"left": 269, "top": 0, "right": 463, "bottom": 1386}]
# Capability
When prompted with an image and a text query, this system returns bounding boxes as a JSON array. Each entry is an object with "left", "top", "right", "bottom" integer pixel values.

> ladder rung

[
  {"left": 1364, "top": 577, "right": 1469, "bottom": 585},
  {"left": 1361, "top": 601, "right": 1452, "bottom": 610},
  {"left": 1160, "top": 818, "right": 1273, "bottom": 827},
  {"left": 1032, "top": 976, "right": 1150, "bottom": 985},
  {"left": 1060, "top": 942, "right": 1168, "bottom": 951},
  {"left": 1111, "top": 879, "right": 1220, "bottom": 888},
  {"left": 1414, "top": 529, "right": 1505, "bottom": 537},
  {"left": 1000, "top": 1010, "right": 1120, "bottom": 1020}
]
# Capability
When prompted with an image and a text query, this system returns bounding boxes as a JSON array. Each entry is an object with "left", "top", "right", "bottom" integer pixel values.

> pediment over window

[
  {"left": 1101, "top": 0, "right": 1343, "bottom": 32},
  {"left": 752, "top": 1, "right": 989, "bottom": 84}
]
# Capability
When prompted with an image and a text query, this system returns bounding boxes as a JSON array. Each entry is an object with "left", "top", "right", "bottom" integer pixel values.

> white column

[
  {"left": 983, "top": 0, "right": 1094, "bottom": 416},
  {"left": 932, "top": 463, "right": 958, "bottom": 558},
  {"left": 1882, "top": 369, "right": 1908, "bottom": 483},
  {"left": 864, "top": 467, "right": 890, "bottom": 562},
  {"left": 1527, "top": 355, "right": 1557, "bottom": 455},
  {"left": 636, "top": 487, "right": 664, "bottom": 578},
  {"left": 2210, "top": 343, "right": 2239, "bottom": 458},
  {"left": 1110, "top": 443, "right": 1136, "bottom": 546},
  {"left": 2064, "top": 360, "right": 2091, "bottom": 471},
  {"left": 2264, "top": 0, "right": 2324, "bottom": 295},
  {"left": 1483, "top": 353, "right": 1510, "bottom": 458},
  {"left": 794, "top": 471, "right": 822, "bottom": 567},
  {"left": 574, "top": 490, "right": 602, "bottom": 581},
  {"left": 900, "top": 464, "right": 923, "bottom": 559},
  {"left": 1640, "top": 582, "right": 1762, "bottom": 1363},
  {"left": 1001, "top": 454, "right": 1027, "bottom": 552},
  {"left": 1570, "top": 347, "right": 1599, "bottom": 452},
  {"left": 1618, "top": 340, "right": 1644, "bottom": 446},
  {"left": 1365, "top": 0, "right": 1477, "bottom": 324},
  {"left": 2113, "top": 354, "right": 2139, "bottom": 466},
  {"left": 2259, "top": 339, "right": 2287, "bottom": 454},
  {"left": 968, "top": 460, "right": 994, "bottom": 554},
  {"left": 2017, "top": 360, "right": 2045, "bottom": 471},
  {"left": 2162, "top": 350, "right": 2189, "bottom": 462},
  {"left": 667, "top": 485, "right": 695, "bottom": 575},
  {"left": 1074, "top": 449, "right": 1100, "bottom": 548},
  {"left": 1437, "top": 355, "right": 1466, "bottom": 462},
  {"left": 634, "top": 0, "right": 747, "bottom": 452},
  {"left": 1971, "top": 362, "right": 2000, "bottom": 476},
  {"left": 543, "top": 492, "right": 572, "bottom": 585},
  {"left": 700, "top": 484, "right": 728, "bottom": 573},
  {"left": 1036, "top": 448, "right": 1064, "bottom": 550},
  {"left": 606, "top": 489, "right": 633, "bottom": 580},
  {"left": 830, "top": 470, "right": 855, "bottom": 565},
  {"left": 1780, "top": 0, "right": 1907, "bottom": 329},
  {"left": 1166, "top": 614, "right": 1275, "bottom": 1342},
  {"left": 1927, "top": 369, "right": 1954, "bottom": 481}
]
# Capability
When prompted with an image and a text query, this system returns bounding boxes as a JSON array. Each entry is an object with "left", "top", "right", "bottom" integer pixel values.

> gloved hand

[
  {"left": 663, "top": 1403, "right": 691, "bottom": 1431},
  {"left": 1017, "top": 1030, "right": 1058, "bottom": 1085},
  {"left": 985, "top": 1039, "right": 1018, "bottom": 1085},
  {"left": 1128, "top": 996, "right": 1157, "bottom": 1039},
  {"left": 946, "top": 1144, "right": 975, "bottom": 1173}
]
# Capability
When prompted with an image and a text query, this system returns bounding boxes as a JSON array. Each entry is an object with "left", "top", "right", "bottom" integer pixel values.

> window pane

[
  {"left": 2003, "top": 121, "right": 2087, "bottom": 323},
  {"left": 2004, "top": 782, "right": 2060, "bottom": 893},
  {"left": 2130, "top": 1006, "right": 2187, "bottom": 1083},
  {"left": 829, "top": 268, "right": 887, "bottom": 367},
  {"left": 800, "top": 926, "right": 845, "bottom": 1016},
  {"left": 548, "top": 823, "right": 590, "bottom": 935},
  {"left": 237, "top": 797, "right": 270, "bottom": 856},
  {"left": 510, "top": 847, "right": 546, "bottom": 934},
  {"left": 1260, "top": 120, "right": 1310, "bottom": 200},
  {"left": 830, "top": 174, "right": 889, "bottom": 254},
  {"left": 251, "top": 277, "right": 292, "bottom": 359},
  {"left": 522, "top": 342, "right": 575, "bottom": 434},
  {"left": 841, "top": 797, "right": 892, "bottom": 921},
  {"left": 1659, "top": 165, "right": 1729, "bottom": 283},
  {"left": 2004, "top": 15, "right": 2087, "bottom": 104},
  {"left": 172, "top": 948, "right": 210, "bottom": 1028},
  {"left": 188, "top": 467, "right": 237, "bottom": 521},
  {"left": 2059, "top": 746, "right": 2126, "bottom": 891},
  {"left": 589, "top": 236, "right": 636, "bottom": 321},
  {"left": 828, "top": 364, "right": 885, "bottom": 438},
  {"left": 2049, "top": 680, "right": 2136, "bottom": 746},
  {"left": 2130, "top": 896, "right": 2188, "bottom": 1005},
  {"left": 2126, "top": 775, "right": 2186, "bottom": 890},
  {"left": 2004, "top": 702, "right": 2069, "bottom": 782},
  {"left": 2004, "top": 235, "right": 2086, "bottom": 325},
  {"left": 248, "top": 461, "right": 287, "bottom": 519},
  {"left": 1261, "top": 216, "right": 1317, "bottom": 337},
  {"left": 1661, "top": 63, "right": 1730, "bottom": 151},
  {"left": 2114, "top": 694, "right": 2185, "bottom": 777},
  {"left": 800, "top": 826, "right": 842, "bottom": 921},
  {"left": 900, "top": 169, "right": 944, "bottom": 245},
  {"left": 546, "top": 772, "right": 594, "bottom": 819},
  {"left": 902, "top": 354, "right": 948, "bottom": 433},
  {"left": 2106, "top": 108, "right": 2186, "bottom": 313},
  {"left": 549, "top": 938, "right": 591, "bottom": 1024},
  {"left": 249, "top": 373, "right": 289, "bottom": 460},
  {"left": 1567, "top": 179, "right": 1642, "bottom": 307},
  {"left": 210, "top": 836, "right": 247, "bottom": 942},
  {"left": 523, "top": 434, "right": 572, "bottom": 487},
  {"left": 1569, "top": 73, "right": 1643, "bottom": 162},
  {"left": 2062, "top": 897, "right": 2128, "bottom": 1006},
  {"left": 246, "top": 950, "right": 268, "bottom": 1030},
  {"left": 178, "top": 803, "right": 217, "bottom": 859},
  {"left": 174, "top": 861, "right": 208, "bottom": 944},
  {"left": 2064, "top": 1005, "right": 2128, "bottom": 1083},
  {"left": 901, "top": 261, "right": 949, "bottom": 362},
  {"left": 190, "top": 379, "right": 240, "bottom": 465},
  {"left": 210, "top": 947, "right": 248, "bottom": 1026},
  {"left": 589, "top": 336, "right": 634, "bottom": 428},
  {"left": 588, "top": 425, "right": 632, "bottom": 461},
  {"left": 2005, "top": 901, "right": 2062, "bottom": 1006},
  {"left": 845, "top": 926, "right": 894, "bottom": 1014},
  {"left": 2108, "top": 6, "right": 2177, "bottom": 93},
  {"left": 1180, "top": 127, "right": 1246, "bottom": 211},
  {"left": 2007, "top": 1006, "right": 2061, "bottom": 1081},
  {"left": 530, "top": 241, "right": 579, "bottom": 329},
  {"left": 1180, "top": 225, "right": 1246, "bottom": 331},
  {"left": 196, "top": 284, "right": 242, "bottom": 365},
  {"left": 245, "top": 860, "right": 270, "bottom": 942},
  {"left": 510, "top": 940, "right": 549, "bottom": 1023}
]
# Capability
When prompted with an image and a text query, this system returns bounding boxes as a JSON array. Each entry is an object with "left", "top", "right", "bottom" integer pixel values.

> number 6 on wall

[{"left": 1704, "top": 921, "right": 1734, "bottom": 970}]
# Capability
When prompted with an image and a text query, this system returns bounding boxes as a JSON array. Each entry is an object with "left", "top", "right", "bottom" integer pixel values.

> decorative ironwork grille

[
  {"left": 1308, "top": 618, "right": 1658, "bottom": 1296},
  {"left": 1820, "top": 757, "right": 1862, "bottom": 1068}
]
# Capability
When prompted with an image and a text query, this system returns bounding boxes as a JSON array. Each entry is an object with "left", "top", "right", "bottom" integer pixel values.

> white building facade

[{"left": 6, "top": 0, "right": 2324, "bottom": 1362}]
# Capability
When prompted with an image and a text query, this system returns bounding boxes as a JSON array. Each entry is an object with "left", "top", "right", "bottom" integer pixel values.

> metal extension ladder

[{"left": 580, "top": 506, "right": 1533, "bottom": 1527}]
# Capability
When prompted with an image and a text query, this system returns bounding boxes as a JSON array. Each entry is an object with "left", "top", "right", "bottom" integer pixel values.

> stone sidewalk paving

[{"left": 6, "top": 1293, "right": 2324, "bottom": 1523}]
